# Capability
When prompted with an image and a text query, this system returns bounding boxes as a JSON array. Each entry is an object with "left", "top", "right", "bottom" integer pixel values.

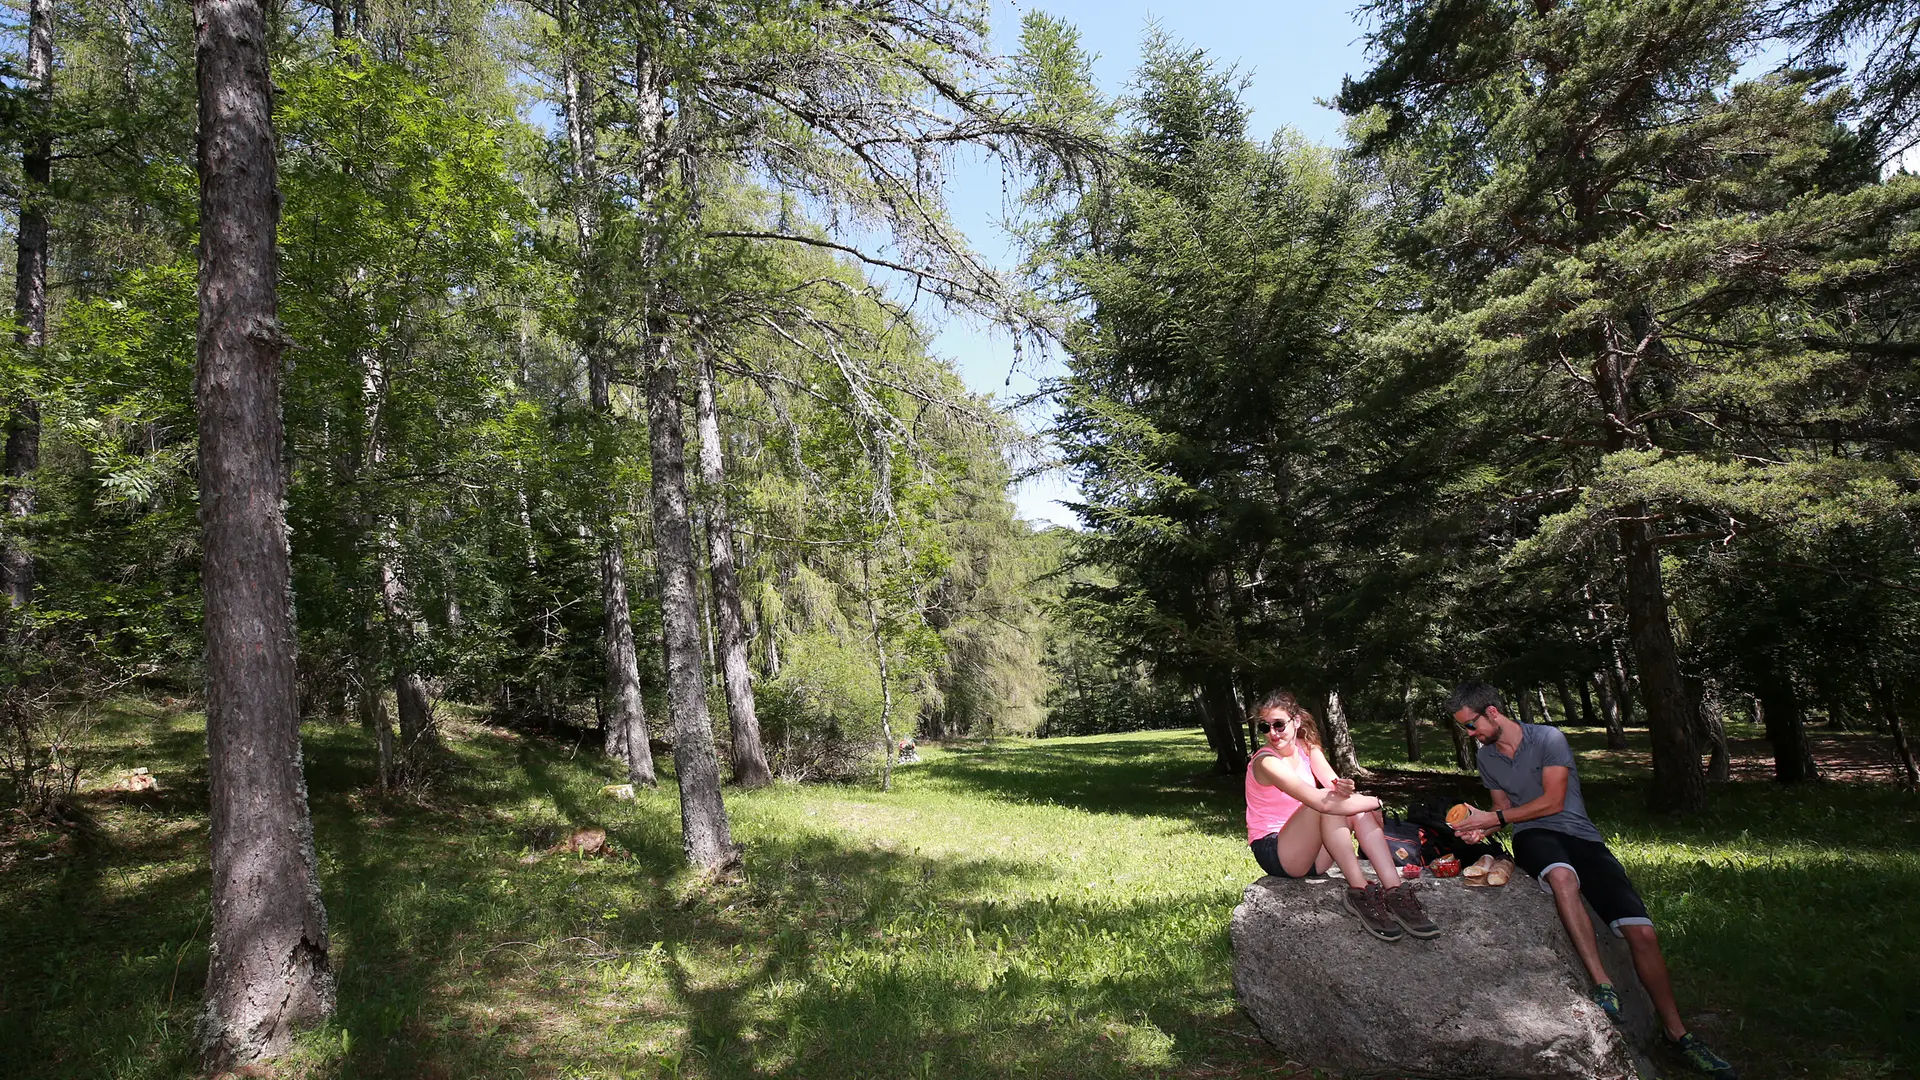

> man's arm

[{"left": 1460, "top": 769, "right": 1567, "bottom": 840}]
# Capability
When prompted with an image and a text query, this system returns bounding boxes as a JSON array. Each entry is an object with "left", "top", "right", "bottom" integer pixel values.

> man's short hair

[{"left": 1445, "top": 681, "right": 1507, "bottom": 717}]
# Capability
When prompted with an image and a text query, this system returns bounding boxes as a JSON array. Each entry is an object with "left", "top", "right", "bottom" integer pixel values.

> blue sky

[{"left": 927, "top": 2, "right": 1376, "bottom": 527}]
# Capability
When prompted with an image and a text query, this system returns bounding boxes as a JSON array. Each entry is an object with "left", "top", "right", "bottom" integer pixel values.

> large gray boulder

[{"left": 1231, "top": 871, "right": 1656, "bottom": 1079}]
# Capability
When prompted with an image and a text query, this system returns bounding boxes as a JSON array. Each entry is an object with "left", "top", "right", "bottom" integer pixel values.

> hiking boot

[
  {"left": 1382, "top": 883, "right": 1440, "bottom": 938},
  {"left": 1665, "top": 1032, "right": 1737, "bottom": 1080},
  {"left": 1342, "top": 883, "right": 1404, "bottom": 942},
  {"left": 1590, "top": 982, "right": 1622, "bottom": 1023}
]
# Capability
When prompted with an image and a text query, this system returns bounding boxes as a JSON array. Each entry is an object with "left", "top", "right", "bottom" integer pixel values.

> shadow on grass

[
  {"left": 930, "top": 732, "right": 1487, "bottom": 835},
  {"left": 296, "top": 771, "right": 1280, "bottom": 1080},
  {"left": 6, "top": 709, "right": 1916, "bottom": 1080},
  {"left": 922, "top": 734, "right": 1244, "bottom": 833}
]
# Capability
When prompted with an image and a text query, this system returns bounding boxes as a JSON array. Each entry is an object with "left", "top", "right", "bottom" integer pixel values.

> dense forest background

[
  {"left": 8, "top": 0, "right": 1920, "bottom": 811},
  {"left": 5, "top": 0, "right": 1920, "bottom": 1071},
  {"left": 5, "top": 0, "right": 1920, "bottom": 810}
]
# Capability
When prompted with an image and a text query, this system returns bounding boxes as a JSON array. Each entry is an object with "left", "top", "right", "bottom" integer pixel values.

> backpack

[
  {"left": 1405, "top": 799, "right": 1508, "bottom": 865},
  {"left": 1380, "top": 814, "right": 1426, "bottom": 867}
]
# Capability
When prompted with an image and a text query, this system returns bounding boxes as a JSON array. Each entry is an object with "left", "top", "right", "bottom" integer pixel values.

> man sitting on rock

[{"left": 1446, "top": 681, "right": 1737, "bottom": 1080}]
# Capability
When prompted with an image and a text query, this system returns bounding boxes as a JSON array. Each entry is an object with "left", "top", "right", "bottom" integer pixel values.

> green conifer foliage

[{"left": 1340, "top": 0, "right": 1920, "bottom": 809}]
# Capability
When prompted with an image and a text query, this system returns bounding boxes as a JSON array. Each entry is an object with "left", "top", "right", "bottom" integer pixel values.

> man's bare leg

[
  {"left": 1621, "top": 924, "right": 1688, "bottom": 1039},
  {"left": 1545, "top": 867, "right": 1611, "bottom": 985}
]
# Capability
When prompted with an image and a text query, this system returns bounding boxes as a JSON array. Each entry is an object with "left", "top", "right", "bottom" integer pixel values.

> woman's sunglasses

[{"left": 1256, "top": 718, "right": 1297, "bottom": 735}]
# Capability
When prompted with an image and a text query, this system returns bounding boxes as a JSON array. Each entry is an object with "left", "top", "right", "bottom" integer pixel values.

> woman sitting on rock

[{"left": 1245, "top": 689, "right": 1440, "bottom": 942}]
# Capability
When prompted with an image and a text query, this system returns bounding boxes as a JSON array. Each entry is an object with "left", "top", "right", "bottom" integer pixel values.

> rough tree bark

[
  {"left": 1608, "top": 643, "right": 1636, "bottom": 727},
  {"left": 377, "top": 546, "right": 434, "bottom": 754},
  {"left": 193, "top": 0, "right": 335, "bottom": 1064},
  {"left": 1869, "top": 663, "right": 1919, "bottom": 787},
  {"left": 1757, "top": 669, "right": 1820, "bottom": 783},
  {"left": 862, "top": 552, "right": 896, "bottom": 792},
  {"left": 1197, "top": 671, "right": 1247, "bottom": 775},
  {"left": 1400, "top": 673, "right": 1421, "bottom": 763},
  {"left": 3, "top": 0, "right": 51, "bottom": 612},
  {"left": 1447, "top": 706, "right": 1474, "bottom": 770},
  {"left": 646, "top": 347, "right": 736, "bottom": 871},
  {"left": 1698, "top": 678, "right": 1730, "bottom": 783},
  {"left": 1320, "top": 688, "right": 1371, "bottom": 779},
  {"left": 1617, "top": 515, "right": 1707, "bottom": 811},
  {"left": 696, "top": 348, "right": 771, "bottom": 787},
  {"left": 1555, "top": 681, "right": 1577, "bottom": 728},
  {"left": 1592, "top": 669, "right": 1628, "bottom": 749}
]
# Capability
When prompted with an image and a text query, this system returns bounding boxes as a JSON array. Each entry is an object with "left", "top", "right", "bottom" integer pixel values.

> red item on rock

[
  {"left": 1429, "top": 854, "right": 1462, "bottom": 877},
  {"left": 1399, "top": 862, "right": 1422, "bottom": 880}
]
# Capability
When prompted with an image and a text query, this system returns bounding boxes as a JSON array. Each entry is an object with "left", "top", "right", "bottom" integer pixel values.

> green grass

[{"left": 1, "top": 701, "right": 1915, "bottom": 1079}]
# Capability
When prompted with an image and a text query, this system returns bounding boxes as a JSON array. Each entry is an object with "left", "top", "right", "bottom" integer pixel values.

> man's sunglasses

[{"left": 1456, "top": 709, "right": 1486, "bottom": 731}]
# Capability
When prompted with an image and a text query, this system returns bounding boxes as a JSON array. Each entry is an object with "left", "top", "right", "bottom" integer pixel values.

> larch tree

[
  {"left": 193, "top": 0, "right": 335, "bottom": 1066},
  {"left": 4, "top": 0, "right": 52, "bottom": 613},
  {"left": 550, "top": 0, "right": 656, "bottom": 787}
]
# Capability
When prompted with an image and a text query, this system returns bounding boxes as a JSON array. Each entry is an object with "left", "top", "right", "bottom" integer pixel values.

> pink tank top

[{"left": 1246, "top": 746, "right": 1314, "bottom": 842}]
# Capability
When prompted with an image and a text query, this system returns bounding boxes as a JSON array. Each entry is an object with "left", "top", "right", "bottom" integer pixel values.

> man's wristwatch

[{"left": 1496, "top": 810, "right": 1508, "bottom": 827}]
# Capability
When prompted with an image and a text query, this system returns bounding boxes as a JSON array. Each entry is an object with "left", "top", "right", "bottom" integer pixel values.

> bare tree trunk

[
  {"left": 1618, "top": 516, "right": 1707, "bottom": 812},
  {"left": 194, "top": 0, "right": 335, "bottom": 1064},
  {"left": 1609, "top": 643, "right": 1636, "bottom": 727},
  {"left": 1196, "top": 671, "right": 1247, "bottom": 774},
  {"left": 1447, "top": 704, "right": 1474, "bottom": 770},
  {"left": 375, "top": 696, "right": 394, "bottom": 790},
  {"left": 1320, "top": 688, "right": 1371, "bottom": 779},
  {"left": 1578, "top": 676, "right": 1597, "bottom": 727},
  {"left": 1592, "top": 669, "right": 1627, "bottom": 749},
  {"left": 646, "top": 344, "right": 736, "bottom": 871},
  {"left": 1870, "top": 663, "right": 1919, "bottom": 787},
  {"left": 1757, "top": 669, "right": 1820, "bottom": 783},
  {"left": 558, "top": 0, "right": 655, "bottom": 787},
  {"left": 1517, "top": 687, "right": 1537, "bottom": 724},
  {"left": 1583, "top": 587, "right": 1630, "bottom": 747},
  {"left": 696, "top": 349, "right": 770, "bottom": 787},
  {"left": 1699, "top": 678, "right": 1730, "bottom": 783},
  {"left": 601, "top": 536, "right": 656, "bottom": 786},
  {"left": 3, "top": 0, "right": 51, "bottom": 612},
  {"left": 1400, "top": 673, "right": 1420, "bottom": 763},
  {"left": 862, "top": 553, "right": 896, "bottom": 791},
  {"left": 1555, "top": 681, "right": 1577, "bottom": 728},
  {"left": 376, "top": 548, "right": 434, "bottom": 754}
]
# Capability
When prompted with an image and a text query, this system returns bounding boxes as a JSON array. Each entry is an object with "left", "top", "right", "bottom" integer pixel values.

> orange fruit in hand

[{"left": 1446, "top": 803, "right": 1474, "bottom": 827}]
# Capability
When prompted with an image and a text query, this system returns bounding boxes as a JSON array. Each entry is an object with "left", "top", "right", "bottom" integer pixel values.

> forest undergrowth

[{"left": 0, "top": 698, "right": 1913, "bottom": 1080}]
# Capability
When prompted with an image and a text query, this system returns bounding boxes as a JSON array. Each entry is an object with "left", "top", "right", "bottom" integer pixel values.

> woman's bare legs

[
  {"left": 1349, "top": 810, "right": 1409, "bottom": 892},
  {"left": 1273, "top": 804, "right": 1368, "bottom": 880}
]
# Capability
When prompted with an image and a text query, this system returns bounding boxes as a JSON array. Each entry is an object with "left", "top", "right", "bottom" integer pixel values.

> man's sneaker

[
  {"left": 1665, "top": 1032, "right": 1737, "bottom": 1080},
  {"left": 1382, "top": 883, "right": 1440, "bottom": 938},
  {"left": 1342, "top": 883, "right": 1404, "bottom": 942},
  {"left": 1590, "top": 982, "right": 1622, "bottom": 1023}
]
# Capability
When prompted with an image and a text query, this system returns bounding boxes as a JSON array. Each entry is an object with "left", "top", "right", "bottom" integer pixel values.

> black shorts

[
  {"left": 1249, "top": 831, "right": 1327, "bottom": 880},
  {"left": 1512, "top": 828, "right": 1651, "bottom": 936}
]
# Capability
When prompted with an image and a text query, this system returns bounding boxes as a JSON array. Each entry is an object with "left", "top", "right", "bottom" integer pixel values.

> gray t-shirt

[{"left": 1475, "top": 723, "right": 1604, "bottom": 842}]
